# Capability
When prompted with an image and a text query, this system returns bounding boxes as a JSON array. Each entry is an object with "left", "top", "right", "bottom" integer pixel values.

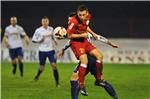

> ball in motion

[{"left": 54, "top": 26, "right": 67, "bottom": 39}]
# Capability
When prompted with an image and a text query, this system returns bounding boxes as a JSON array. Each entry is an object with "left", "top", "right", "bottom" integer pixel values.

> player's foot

[
  {"left": 56, "top": 84, "right": 60, "bottom": 87},
  {"left": 56, "top": 82, "right": 60, "bottom": 87},
  {"left": 80, "top": 87, "right": 88, "bottom": 96},
  {"left": 20, "top": 72, "right": 23, "bottom": 78},
  {"left": 20, "top": 75, "right": 23, "bottom": 78},
  {"left": 34, "top": 76, "right": 39, "bottom": 81},
  {"left": 113, "top": 95, "right": 118, "bottom": 99},
  {"left": 95, "top": 79, "right": 106, "bottom": 87},
  {"left": 12, "top": 68, "right": 16, "bottom": 75}
]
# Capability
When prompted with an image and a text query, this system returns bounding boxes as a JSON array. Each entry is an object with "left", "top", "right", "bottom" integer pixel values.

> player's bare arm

[
  {"left": 23, "top": 34, "right": 30, "bottom": 45},
  {"left": 2, "top": 36, "right": 9, "bottom": 48},
  {"left": 97, "top": 34, "right": 119, "bottom": 48},
  {"left": 87, "top": 27, "right": 119, "bottom": 48},
  {"left": 107, "top": 41, "right": 119, "bottom": 48},
  {"left": 67, "top": 32, "right": 88, "bottom": 39},
  {"left": 87, "top": 26, "right": 98, "bottom": 39}
]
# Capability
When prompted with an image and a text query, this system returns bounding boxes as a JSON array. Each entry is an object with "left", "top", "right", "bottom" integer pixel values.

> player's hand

[
  {"left": 5, "top": 43, "right": 10, "bottom": 48},
  {"left": 57, "top": 50, "right": 64, "bottom": 59},
  {"left": 110, "top": 41, "right": 119, "bottom": 48}
]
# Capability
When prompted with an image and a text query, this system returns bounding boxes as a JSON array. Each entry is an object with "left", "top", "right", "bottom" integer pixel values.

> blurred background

[
  {"left": 1, "top": 1, "right": 150, "bottom": 38},
  {"left": 1, "top": 1, "right": 150, "bottom": 64},
  {"left": 1, "top": 1, "right": 150, "bottom": 99}
]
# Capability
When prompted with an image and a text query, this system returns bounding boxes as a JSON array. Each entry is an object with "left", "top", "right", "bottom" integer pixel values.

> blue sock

[
  {"left": 70, "top": 80, "right": 79, "bottom": 99},
  {"left": 19, "top": 61, "right": 24, "bottom": 77},
  {"left": 103, "top": 81, "right": 118, "bottom": 99}
]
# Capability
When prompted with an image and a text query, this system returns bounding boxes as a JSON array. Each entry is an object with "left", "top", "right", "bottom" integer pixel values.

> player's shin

[
  {"left": 103, "top": 81, "right": 118, "bottom": 99},
  {"left": 53, "top": 68, "right": 60, "bottom": 87},
  {"left": 96, "top": 60, "right": 103, "bottom": 80},
  {"left": 34, "top": 65, "right": 44, "bottom": 80},
  {"left": 19, "top": 61, "right": 24, "bottom": 77},
  {"left": 79, "top": 64, "right": 87, "bottom": 88},
  {"left": 12, "top": 63, "right": 17, "bottom": 74},
  {"left": 70, "top": 80, "right": 79, "bottom": 99}
]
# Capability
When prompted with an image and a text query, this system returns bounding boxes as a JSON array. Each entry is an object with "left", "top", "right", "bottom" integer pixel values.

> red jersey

[{"left": 67, "top": 13, "right": 91, "bottom": 35}]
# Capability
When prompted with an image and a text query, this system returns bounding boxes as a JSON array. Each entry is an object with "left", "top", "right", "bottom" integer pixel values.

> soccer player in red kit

[{"left": 67, "top": 5, "right": 119, "bottom": 96}]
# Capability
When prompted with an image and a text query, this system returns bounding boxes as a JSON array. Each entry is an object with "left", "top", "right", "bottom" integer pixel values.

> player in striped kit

[
  {"left": 2, "top": 16, "right": 30, "bottom": 77},
  {"left": 32, "top": 16, "right": 60, "bottom": 87}
]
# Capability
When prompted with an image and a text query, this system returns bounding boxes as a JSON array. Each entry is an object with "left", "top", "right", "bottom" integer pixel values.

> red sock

[
  {"left": 96, "top": 60, "right": 103, "bottom": 80},
  {"left": 79, "top": 64, "right": 87, "bottom": 89}
]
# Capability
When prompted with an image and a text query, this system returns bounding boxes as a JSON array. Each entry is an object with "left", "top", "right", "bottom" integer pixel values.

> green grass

[{"left": 1, "top": 62, "right": 150, "bottom": 99}]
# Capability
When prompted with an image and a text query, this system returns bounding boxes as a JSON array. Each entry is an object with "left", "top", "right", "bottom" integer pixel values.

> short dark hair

[
  {"left": 68, "top": 12, "right": 76, "bottom": 17},
  {"left": 42, "top": 16, "right": 49, "bottom": 20},
  {"left": 77, "top": 5, "right": 88, "bottom": 12}
]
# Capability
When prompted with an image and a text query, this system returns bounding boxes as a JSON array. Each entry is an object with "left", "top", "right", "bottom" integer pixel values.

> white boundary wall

[{"left": 1, "top": 38, "right": 150, "bottom": 64}]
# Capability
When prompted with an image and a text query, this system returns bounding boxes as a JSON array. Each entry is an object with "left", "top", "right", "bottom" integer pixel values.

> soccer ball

[{"left": 54, "top": 26, "right": 67, "bottom": 39}]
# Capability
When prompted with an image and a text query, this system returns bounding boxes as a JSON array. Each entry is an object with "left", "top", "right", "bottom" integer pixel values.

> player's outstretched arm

[
  {"left": 87, "top": 27, "right": 119, "bottom": 48},
  {"left": 87, "top": 26, "right": 98, "bottom": 39},
  {"left": 107, "top": 41, "right": 119, "bottom": 48},
  {"left": 97, "top": 35, "right": 119, "bottom": 48}
]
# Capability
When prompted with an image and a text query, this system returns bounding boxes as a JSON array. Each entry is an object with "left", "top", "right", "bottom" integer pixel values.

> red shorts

[{"left": 70, "top": 39, "right": 96, "bottom": 59}]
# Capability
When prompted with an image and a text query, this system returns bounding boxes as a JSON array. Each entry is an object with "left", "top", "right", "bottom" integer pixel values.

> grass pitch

[{"left": 1, "top": 62, "right": 150, "bottom": 99}]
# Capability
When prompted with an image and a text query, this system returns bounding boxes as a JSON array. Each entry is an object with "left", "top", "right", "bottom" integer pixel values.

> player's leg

[
  {"left": 87, "top": 55, "right": 118, "bottom": 99},
  {"left": 11, "top": 59, "right": 17, "bottom": 75},
  {"left": 71, "top": 42, "right": 88, "bottom": 96},
  {"left": 34, "top": 51, "right": 46, "bottom": 81},
  {"left": 17, "top": 47, "right": 24, "bottom": 77},
  {"left": 103, "top": 81, "right": 118, "bottom": 99},
  {"left": 70, "top": 69, "right": 79, "bottom": 99},
  {"left": 87, "top": 50, "right": 118, "bottom": 99},
  {"left": 95, "top": 79, "right": 118, "bottom": 99},
  {"left": 70, "top": 61, "right": 91, "bottom": 99},
  {"left": 85, "top": 40, "right": 103, "bottom": 82},
  {"left": 9, "top": 48, "right": 17, "bottom": 75},
  {"left": 78, "top": 54, "right": 88, "bottom": 96},
  {"left": 89, "top": 48, "right": 104, "bottom": 81},
  {"left": 48, "top": 50, "right": 60, "bottom": 87}
]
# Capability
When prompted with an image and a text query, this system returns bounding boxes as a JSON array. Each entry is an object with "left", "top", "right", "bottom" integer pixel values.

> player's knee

[
  {"left": 97, "top": 54, "right": 103, "bottom": 60},
  {"left": 18, "top": 56, "right": 23, "bottom": 61},
  {"left": 40, "top": 65, "right": 45, "bottom": 71},
  {"left": 70, "top": 73, "right": 79, "bottom": 81},
  {"left": 12, "top": 60, "right": 17, "bottom": 64},
  {"left": 18, "top": 59, "right": 23, "bottom": 63},
  {"left": 95, "top": 51, "right": 103, "bottom": 61},
  {"left": 51, "top": 63, "right": 57, "bottom": 70},
  {"left": 79, "top": 55, "right": 88, "bottom": 65}
]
